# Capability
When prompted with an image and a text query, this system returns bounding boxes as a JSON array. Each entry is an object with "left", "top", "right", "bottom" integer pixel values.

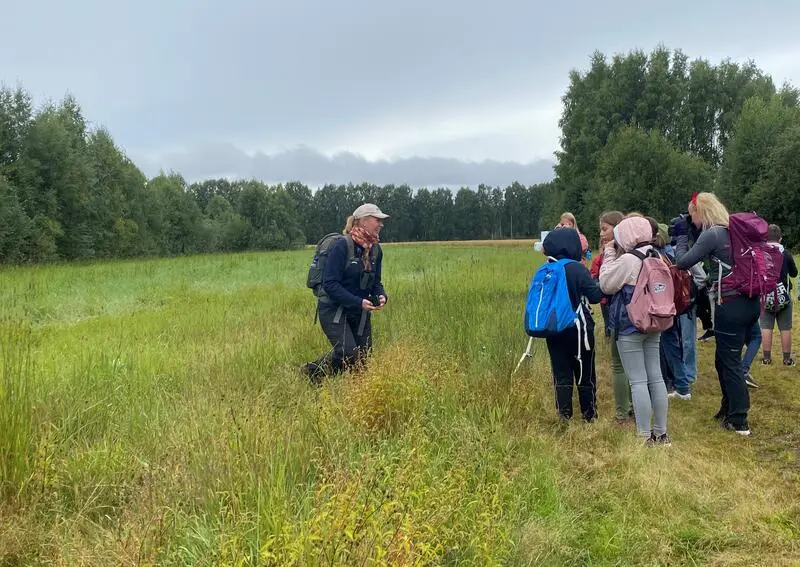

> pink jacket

[{"left": 598, "top": 217, "right": 655, "bottom": 296}]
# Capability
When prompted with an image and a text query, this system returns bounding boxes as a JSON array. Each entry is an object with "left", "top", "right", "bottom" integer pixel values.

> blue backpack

[
  {"left": 513, "top": 257, "right": 591, "bottom": 377},
  {"left": 524, "top": 258, "right": 580, "bottom": 337}
]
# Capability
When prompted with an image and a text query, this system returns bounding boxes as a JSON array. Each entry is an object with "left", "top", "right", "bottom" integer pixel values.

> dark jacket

[
  {"left": 321, "top": 236, "right": 387, "bottom": 312},
  {"left": 543, "top": 228, "right": 603, "bottom": 328}
]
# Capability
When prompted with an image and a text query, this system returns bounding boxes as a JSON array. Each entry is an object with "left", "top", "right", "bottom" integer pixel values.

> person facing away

[
  {"left": 672, "top": 191, "right": 757, "bottom": 436},
  {"left": 760, "top": 223, "right": 798, "bottom": 367},
  {"left": 541, "top": 227, "right": 604, "bottom": 422},
  {"left": 598, "top": 216, "right": 671, "bottom": 446},
  {"left": 591, "top": 210, "right": 634, "bottom": 424},
  {"left": 301, "top": 203, "right": 389, "bottom": 384}
]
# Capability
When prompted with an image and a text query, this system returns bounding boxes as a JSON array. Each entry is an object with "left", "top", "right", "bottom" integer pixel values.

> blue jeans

[
  {"left": 661, "top": 320, "right": 690, "bottom": 395},
  {"left": 680, "top": 308, "right": 697, "bottom": 383},
  {"left": 742, "top": 319, "right": 762, "bottom": 374}
]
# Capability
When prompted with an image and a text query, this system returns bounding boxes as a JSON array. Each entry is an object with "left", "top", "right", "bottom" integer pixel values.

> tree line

[
  {"left": 549, "top": 45, "right": 800, "bottom": 247},
  {"left": 0, "top": 88, "right": 552, "bottom": 263},
  {"left": 3, "top": 44, "right": 800, "bottom": 264}
]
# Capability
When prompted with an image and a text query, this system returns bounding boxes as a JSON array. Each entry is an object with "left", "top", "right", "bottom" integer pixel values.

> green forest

[{"left": 2, "top": 45, "right": 800, "bottom": 264}]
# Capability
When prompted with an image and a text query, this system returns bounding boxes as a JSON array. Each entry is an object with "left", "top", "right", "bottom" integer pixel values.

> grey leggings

[{"left": 616, "top": 332, "right": 669, "bottom": 437}]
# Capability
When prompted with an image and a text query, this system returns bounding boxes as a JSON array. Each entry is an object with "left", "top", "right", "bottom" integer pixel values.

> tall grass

[{"left": 0, "top": 244, "right": 798, "bottom": 565}]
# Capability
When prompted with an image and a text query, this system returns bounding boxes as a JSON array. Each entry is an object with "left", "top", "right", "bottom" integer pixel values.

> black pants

[
  {"left": 696, "top": 288, "right": 713, "bottom": 331},
  {"left": 311, "top": 301, "right": 372, "bottom": 376},
  {"left": 714, "top": 295, "right": 760, "bottom": 428},
  {"left": 546, "top": 326, "right": 597, "bottom": 420}
]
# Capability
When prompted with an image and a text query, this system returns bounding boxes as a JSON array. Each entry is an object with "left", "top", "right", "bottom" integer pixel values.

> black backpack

[{"left": 307, "top": 233, "right": 355, "bottom": 297}]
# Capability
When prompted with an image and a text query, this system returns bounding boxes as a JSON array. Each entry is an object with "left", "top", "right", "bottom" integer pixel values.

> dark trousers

[
  {"left": 714, "top": 295, "right": 760, "bottom": 428},
  {"left": 311, "top": 301, "right": 372, "bottom": 376},
  {"left": 546, "top": 326, "right": 597, "bottom": 420},
  {"left": 696, "top": 289, "right": 713, "bottom": 331}
]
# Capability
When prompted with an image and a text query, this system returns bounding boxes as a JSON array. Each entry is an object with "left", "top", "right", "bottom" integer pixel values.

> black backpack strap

[
  {"left": 345, "top": 235, "right": 355, "bottom": 264},
  {"left": 627, "top": 249, "right": 647, "bottom": 261}
]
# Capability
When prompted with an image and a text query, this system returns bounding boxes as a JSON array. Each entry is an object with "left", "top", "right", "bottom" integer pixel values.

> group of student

[
  {"left": 533, "top": 192, "right": 796, "bottom": 445},
  {"left": 300, "top": 196, "right": 795, "bottom": 446}
]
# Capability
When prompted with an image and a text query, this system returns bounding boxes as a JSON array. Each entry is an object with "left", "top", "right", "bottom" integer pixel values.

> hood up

[
  {"left": 543, "top": 227, "right": 582, "bottom": 261},
  {"left": 613, "top": 217, "right": 654, "bottom": 252}
]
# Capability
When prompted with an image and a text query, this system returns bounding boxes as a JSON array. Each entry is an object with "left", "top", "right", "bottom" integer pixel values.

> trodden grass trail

[{"left": 0, "top": 243, "right": 798, "bottom": 565}]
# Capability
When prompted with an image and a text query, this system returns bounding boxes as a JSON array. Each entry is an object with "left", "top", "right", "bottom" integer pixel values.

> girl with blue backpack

[{"left": 525, "top": 227, "right": 603, "bottom": 422}]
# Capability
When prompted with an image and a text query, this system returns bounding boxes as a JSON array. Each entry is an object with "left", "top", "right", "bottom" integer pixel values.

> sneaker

[
  {"left": 644, "top": 432, "right": 657, "bottom": 447},
  {"left": 762, "top": 358, "right": 772, "bottom": 366},
  {"left": 698, "top": 329, "right": 715, "bottom": 342},
  {"left": 722, "top": 421, "right": 751, "bottom": 436},
  {"left": 745, "top": 373, "right": 759, "bottom": 388},
  {"left": 655, "top": 433, "right": 672, "bottom": 446},
  {"left": 784, "top": 357, "right": 796, "bottom": 367},
  {"left": 668, "top": 391, "right": 692, "bottom": 400}
]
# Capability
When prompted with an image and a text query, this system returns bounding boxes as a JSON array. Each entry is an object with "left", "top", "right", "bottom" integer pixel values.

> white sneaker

[{"left": 668, "top": 391, "right": 692, "bottom": 400}]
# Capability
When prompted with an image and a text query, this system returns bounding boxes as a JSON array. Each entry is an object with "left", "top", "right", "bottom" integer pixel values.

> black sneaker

[
  {"left": 784, "top": 357, "right": 796, "bottom": 367},
  {"left": 762, "top": 358, "right": 772, "bottom": 366},
  {"left": 722, "top": 421, "right": 751, "bottom": 436},
  {"left": 745, "top": 373, "right": 759, "bottom": 388},
  {"left": 698, "top": 329, "right": 715, "bottom": 342}
]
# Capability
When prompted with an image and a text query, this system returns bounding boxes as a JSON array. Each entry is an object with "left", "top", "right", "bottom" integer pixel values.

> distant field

[
  {"left": 1, "top": 244, "right": 798, "bottom": 565},
  {"left": 305, "top": 238, "right": 537, "bottom": 249}
]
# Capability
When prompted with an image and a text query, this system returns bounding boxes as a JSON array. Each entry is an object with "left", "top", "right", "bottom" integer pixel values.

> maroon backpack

[{"left": 718, "top": 212, "right": 780, "bottom": 301}]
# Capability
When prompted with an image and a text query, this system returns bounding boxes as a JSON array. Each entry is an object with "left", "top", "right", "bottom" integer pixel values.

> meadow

[{"left": 0, "top": 242, "right": 798, "bottom": 566}]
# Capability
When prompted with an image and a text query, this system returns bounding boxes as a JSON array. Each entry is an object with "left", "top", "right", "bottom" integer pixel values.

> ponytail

[{"left": 343, "top": 215, "right": 356, "bottom": 234}]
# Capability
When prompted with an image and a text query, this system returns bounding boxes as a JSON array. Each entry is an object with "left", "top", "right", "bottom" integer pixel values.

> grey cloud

[
  {"left": 140, "top": 144, "right": 555, "bottom": 188},
  {"left": 3, "top": 0, "right": 800, "bottom": 165}
]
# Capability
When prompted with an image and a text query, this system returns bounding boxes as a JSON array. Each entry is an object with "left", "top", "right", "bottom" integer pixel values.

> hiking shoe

[
  {"left": 668, "top": 391, "right": 692, "bottom": 400},
  {"left": 698, "top": 330, "right": 715, "bottom": 342},
  {"left": 644, "top": 432, "right": 657, "bottom": 447},
  {"left": 762, "top": 358, "right": 772, "bottom": 366},
  {"left": 745, "top": 373, "right": 759, "bottom": 388},
  {"left": 722, "top": 421, "right": 751, "bottom": 436},
  {"left": 300, "top": 362, "right": 325, "bottom": 386},
  {"left": 784, "top": 357, "right": 796, "bottom": 367}
]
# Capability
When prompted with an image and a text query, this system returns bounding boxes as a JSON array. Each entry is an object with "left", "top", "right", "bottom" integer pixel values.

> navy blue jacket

[
  {"left": 542, "top": 228, "right": 603, "bottom": 329},
  {"left": 321, "top": 237, "right": 387, "bottom": 312}
]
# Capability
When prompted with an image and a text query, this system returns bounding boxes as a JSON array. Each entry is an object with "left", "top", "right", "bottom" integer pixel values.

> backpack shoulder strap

[
  {"left": 345, "top": 235, "right": 355, "bottom": 264},
  {"left": 627, "top": 249, "right": 646, "bottom": 261}
]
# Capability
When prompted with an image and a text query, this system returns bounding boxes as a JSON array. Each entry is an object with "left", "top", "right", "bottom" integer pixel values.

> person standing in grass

[
  {"left": 540, "top": 227, "right": 604, "bottom": 422},
  {"left": 672, "top": 192, "right": 758, "bottom": 436},
  {"left": 599, "top": 216, "right": 671, "bottom": 446},
  {"left": 760, "top": 223, "right": 797, "bottom": 367},
  {"left": 591, "top": 210, "right": 634, "bottom": 425},
  {"left": 301, "top": 203, "right": 389, "bottom": 384}
]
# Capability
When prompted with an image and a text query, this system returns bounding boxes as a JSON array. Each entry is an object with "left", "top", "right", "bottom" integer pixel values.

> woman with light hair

[
  {"left": 672, "top": 192, "right": 758, "bottom": 436},
  {"left": 557, "top": 212, "right": 589, "bottom": 260},
  {"left": 301, "top": 203, "right": 390, "bottom": 384}
]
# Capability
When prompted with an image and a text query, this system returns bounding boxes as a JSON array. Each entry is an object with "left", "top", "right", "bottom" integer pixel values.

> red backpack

[{"left": 718, "top": 213, "right": 780, "bottom": 302}]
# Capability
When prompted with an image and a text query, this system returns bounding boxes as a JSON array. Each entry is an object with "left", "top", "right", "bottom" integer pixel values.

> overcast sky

[{"left": 3, "top": 0, "right": 800, "bottom": 187}]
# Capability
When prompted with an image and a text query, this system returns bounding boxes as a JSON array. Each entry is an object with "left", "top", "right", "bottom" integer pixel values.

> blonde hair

[
  {"left": 693, "top": 192, "right": 729, "bottom": 228},
  {"left": 560, "top": 212, "right": 578, "bottom": 231},
  {"left": 625, "top": 211, "right": 644, "bottom": 218},
  {"left": 343, "top": 215, "right": 360, "bottom": 234}
]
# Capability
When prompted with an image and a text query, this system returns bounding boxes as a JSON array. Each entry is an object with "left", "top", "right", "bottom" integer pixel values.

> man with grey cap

[{"left": 302, "top": 203, "right": 390, "bottom": 383}]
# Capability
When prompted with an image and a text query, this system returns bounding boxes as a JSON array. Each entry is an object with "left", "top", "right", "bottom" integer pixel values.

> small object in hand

[{"left": 368, "top": 294, "right": 381, "bottom": 308}]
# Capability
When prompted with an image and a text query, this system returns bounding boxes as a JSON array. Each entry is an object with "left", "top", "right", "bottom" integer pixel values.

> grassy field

[{"left": 0, "top": 243, "right": 798, "bottom": 566}]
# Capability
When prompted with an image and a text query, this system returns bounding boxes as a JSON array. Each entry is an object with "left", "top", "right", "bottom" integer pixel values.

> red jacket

[{"left": 590, "top": 251, "right": 608, "bottom": 305}]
